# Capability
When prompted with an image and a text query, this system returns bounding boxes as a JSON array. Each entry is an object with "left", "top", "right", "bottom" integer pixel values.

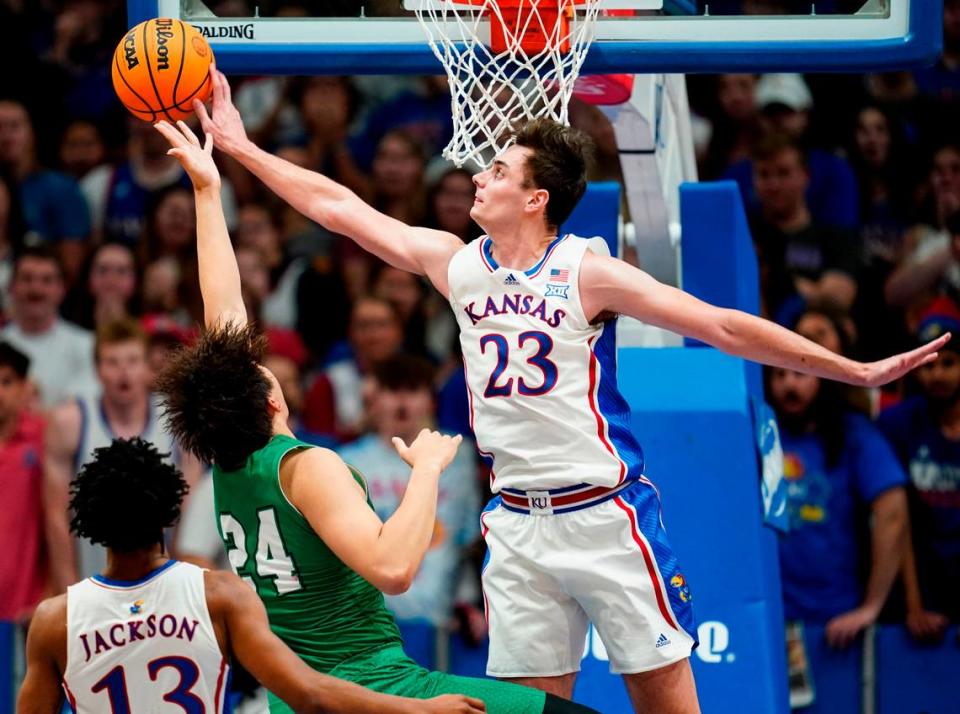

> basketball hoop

[{"left": 413, "top": 0, "right": 607, "bottom": 168}]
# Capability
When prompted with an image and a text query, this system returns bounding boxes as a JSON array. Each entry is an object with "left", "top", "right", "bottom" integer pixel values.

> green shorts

[{"left": 267, "top": 645, "right": 546, "bottom": 714}]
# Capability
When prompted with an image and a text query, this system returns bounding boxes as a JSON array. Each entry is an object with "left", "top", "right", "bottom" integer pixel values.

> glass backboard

[{"left": 127, "top": 1, "right": 941, "bottom": 75}]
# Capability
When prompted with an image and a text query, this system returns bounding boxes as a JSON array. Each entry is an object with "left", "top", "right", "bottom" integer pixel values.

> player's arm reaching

[
  {"left": 580, "top": 251, "right": 949, "bottom": 388},
  {"left": 205, "top": 570, "right": 484, "bottom": 714},
  {"left": 192, "top": 67, "right": 463, "bottom": 298},
  {"left": 282, "top": 429, "right": 463, "bottom": 595},
  {"left": 153, "top": 119, "right": 246, "bottom": 330}
]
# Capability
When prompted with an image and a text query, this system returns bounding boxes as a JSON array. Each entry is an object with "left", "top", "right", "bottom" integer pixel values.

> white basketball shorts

[{"left": 480, "top": 479, "right": 698, "bottom": 677}]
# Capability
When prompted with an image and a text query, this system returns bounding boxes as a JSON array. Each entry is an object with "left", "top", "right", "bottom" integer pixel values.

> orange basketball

[{"left": 111, "top": 18, "right": 213, "bottom": 123}]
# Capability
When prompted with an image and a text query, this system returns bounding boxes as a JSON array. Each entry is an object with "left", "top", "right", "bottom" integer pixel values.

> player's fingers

[
  {"left": 193, "top": 98, "right": 212, "bottom": 127},
  {"left": 203, "top": 130, "right": 213, "bottom": 154},
  {"left": 917, "top": 332, "right": 949, "bottom": 357},
  {"left": 391, "top": 436, "right": 408, "bottom": 453},
  {"left": 218, "top": 69, "right": 232, "bottom": 103},
  {"left": 465, "top": 695, "right": 486, "bottom": 710},
  {"left": 153, "top": 120, "right": 184, "bottom": 147},
  {"left": 211, "top": 66, "right": 226, "bottom": 106},
  {"left": 166, "top": 148, "right": 185, "bottom": 161},
  {"left": 918, "top": 352, "right": 939, "bottom": 368},
  {"left": 177, "top": 120, "right": 201, "bottom": 146}
]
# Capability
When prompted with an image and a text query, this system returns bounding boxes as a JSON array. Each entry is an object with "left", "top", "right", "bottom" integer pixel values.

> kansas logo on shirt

[
  {"left": 670, "top": 574, "right": 692, "bottom": 603},
  {"left": 130, "top": 599, "right": 144, "bottom": 615}
]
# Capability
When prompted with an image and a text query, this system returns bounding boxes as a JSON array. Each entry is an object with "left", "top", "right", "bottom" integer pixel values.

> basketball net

[{"left": 414, "top": 0, "right": 604, "bottom": 168}]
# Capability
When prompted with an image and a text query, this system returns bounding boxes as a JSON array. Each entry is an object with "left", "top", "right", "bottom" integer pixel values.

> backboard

[{"left": 128, "top": 0, "right": 942, "bottom": 76}]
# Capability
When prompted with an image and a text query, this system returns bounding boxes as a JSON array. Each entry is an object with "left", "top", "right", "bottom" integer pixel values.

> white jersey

[
  {"left": 448, "top": 234, "right": 645, "bottom": 491},
  {"left": 63, "top": 561, "right": 230, "bottom": 713}
]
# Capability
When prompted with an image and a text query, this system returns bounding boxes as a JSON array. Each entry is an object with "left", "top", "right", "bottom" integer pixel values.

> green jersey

[
  {"left": 212, "top": 434, "right": 402, "bottom": 673},
  {"left": 213, "top": 433, "right": 547, "bottom": 714}
]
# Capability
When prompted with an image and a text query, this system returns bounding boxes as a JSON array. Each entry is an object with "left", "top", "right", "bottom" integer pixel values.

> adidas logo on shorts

[
  {"left": 504, "top": 273, "right": 519, "bottom": 286},
  {"left": 655, "top": 633, "right": 670, "bottom": 648}
]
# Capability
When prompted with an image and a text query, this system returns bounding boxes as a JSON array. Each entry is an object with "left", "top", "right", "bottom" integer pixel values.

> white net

[{"left": 414, "top": 0, "right": 603, "bottom": 168}]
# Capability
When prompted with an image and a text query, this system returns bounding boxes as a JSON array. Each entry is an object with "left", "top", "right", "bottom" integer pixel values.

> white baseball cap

[{"left": 755, "top": 73, "right": 813, "bottom": 112}]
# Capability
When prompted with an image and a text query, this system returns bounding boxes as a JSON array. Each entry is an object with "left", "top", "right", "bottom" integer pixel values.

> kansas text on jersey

[{"left": 448, "top": 234, "right": 645, "bottom": 491}]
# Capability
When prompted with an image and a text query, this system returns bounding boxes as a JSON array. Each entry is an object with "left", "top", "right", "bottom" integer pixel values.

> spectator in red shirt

[{"left": 0, "top": 341, "right": 47, "bottom": 622}]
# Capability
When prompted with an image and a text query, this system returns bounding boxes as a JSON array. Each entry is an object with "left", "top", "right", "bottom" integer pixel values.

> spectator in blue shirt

[
  {"left": 878, "top": 297, "right": 960, "bottom": 638},
  {"left": 768, "top": 364, "right": 908, "bottom": 647},
  {"left": 723, "top": 73, "right": 860, "bottom": 230},
  {"left": 0, "top": 99, "right": 89, "bottom": 282}
]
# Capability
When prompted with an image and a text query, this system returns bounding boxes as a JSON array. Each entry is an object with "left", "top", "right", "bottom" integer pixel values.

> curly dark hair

[
  {"left": 155, "top": 321, "right": 273, "bottom": 470},
  {"left": 508, "top": 117, "right": 595, "bottom": 231},
  {"left": 69, "top": 438, "right": 188, "bottom": 552}
]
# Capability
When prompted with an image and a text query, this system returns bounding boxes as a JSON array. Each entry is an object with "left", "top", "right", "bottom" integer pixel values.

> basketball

[{"left": 111, "top": 18, "right": 213, "bottom": 123}]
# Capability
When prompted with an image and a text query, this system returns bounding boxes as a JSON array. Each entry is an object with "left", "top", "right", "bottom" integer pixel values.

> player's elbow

[
  {"left": 374, "top": 563, "right": 415, "bottom": 595},
  {"left": 310, "top": 192, "right": 358, "bottom": 235},
  {"left": 703, "top": 308, "right": 741, "bottom": 351}
]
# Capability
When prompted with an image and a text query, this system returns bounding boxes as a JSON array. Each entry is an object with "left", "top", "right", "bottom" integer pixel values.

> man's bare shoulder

[
  {"left": 280, "top": 445, "right": 363, "bottom": 500},
  {"left": 28, "top": 594, "right": 68, "bottom": 649}
]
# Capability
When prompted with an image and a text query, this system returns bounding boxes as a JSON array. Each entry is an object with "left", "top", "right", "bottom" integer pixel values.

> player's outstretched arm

[
  {"left": 192, "top": 67, "right": 463, "bottom": 298},
  {"left": 580, "top": 251, "right": 950, "bottom": 388},
  {"left": 16, "top": 596, "right": 67, "bottom": 714},
  {"left": 207, "top": 570, "right": 484, "bottom": 714},
  {"left": 283, "top": 430, "right": 462, "bottom": 595},
  {"left": 153, "top": 119, "right": 246, "bottom": 330}
]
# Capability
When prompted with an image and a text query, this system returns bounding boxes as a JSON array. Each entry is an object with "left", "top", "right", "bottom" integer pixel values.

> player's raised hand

[
  {"left": 856, "top": 332, "right": 951, "bottom": 387},
  {"left": 193, "top": 62, "right": 249, "bottom": 157},
  {"left": 392, "top": 428, "right": 463, "bottom": 472},
  {"left": 153, "top": 120, "right": 220, "bottom": 192},
  {"left": 419, "top": 694, "right": 486, "bottom": 713}
]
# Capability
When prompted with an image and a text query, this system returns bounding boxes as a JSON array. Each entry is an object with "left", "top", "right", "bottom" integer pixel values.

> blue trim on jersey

[
  {"left": 480, "top": 497, "right": 501, "bottom": 574},
  {"left": 74, "top": 397, "right": 88, "bottom": 474},
  {"left": 593, "top": 321, "right": 645, "bottom": 479},
  {"left": 91, "top": 559, "right": 178, "bottom": 587},
  {"left": 480, "top": 234, "right": 566, "bottom": 277},
  {"left": 222, "top": 665, "right": 234, "bottom": 714},
  {"left": 616, "top": 482, "right": 698, "bottom": 647},
  {"left": 99, "top": 398, "right": 112, "bottom": 438}
]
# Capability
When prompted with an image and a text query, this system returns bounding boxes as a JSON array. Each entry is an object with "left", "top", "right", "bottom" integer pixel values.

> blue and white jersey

[
  {"left": 448, "top": 233, "right": 645, "bottom": 491},
  {"left": 63, "top": 561, "right": 229, "bottom": 713}
]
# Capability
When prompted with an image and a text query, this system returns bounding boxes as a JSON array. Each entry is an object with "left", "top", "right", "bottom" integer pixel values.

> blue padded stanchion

[
  {"left": 798, "top": 622, "right": 862, "bottom": 714},
  {"left": 447, "top": 633, "right": 489, "bottom": 678},
  {"left": 396, "top": 620, "right": 438, "bottom": 670},
  {"left": 876, "top": 625, "right": 960, "bottom": 714}
]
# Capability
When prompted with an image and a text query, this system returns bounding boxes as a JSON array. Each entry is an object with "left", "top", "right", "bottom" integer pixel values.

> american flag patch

[{"left": 549, "top": 268, "right": 569, "bottom": 283}]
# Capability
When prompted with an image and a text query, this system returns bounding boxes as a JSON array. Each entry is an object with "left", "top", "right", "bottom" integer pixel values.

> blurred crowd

[{"left": 0, "top": 0, "right": 959, "bottom": 706}]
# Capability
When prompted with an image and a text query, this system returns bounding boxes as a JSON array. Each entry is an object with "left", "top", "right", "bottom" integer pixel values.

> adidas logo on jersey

[
  {"left": 656, "top": 633, "right": 670, "bottom": 648},
  {"left": 504, "top": 273, "right": 519, "bottom": 286}
]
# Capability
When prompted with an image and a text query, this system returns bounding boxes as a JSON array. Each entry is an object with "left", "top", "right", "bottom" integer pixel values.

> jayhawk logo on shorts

[{"left": 670, "top": 574, "right": 692, "bottom": 603}]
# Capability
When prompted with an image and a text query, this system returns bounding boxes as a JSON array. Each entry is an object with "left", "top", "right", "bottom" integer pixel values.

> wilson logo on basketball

[
  {"left": 123, "top": 32, "right": 138, "bottom": 70},
  {"left": 154, "top": 17, "right": 174, "bottom": 70},
  {"left": 112, "top": 18, "right": 214, "bottom": 123}
]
